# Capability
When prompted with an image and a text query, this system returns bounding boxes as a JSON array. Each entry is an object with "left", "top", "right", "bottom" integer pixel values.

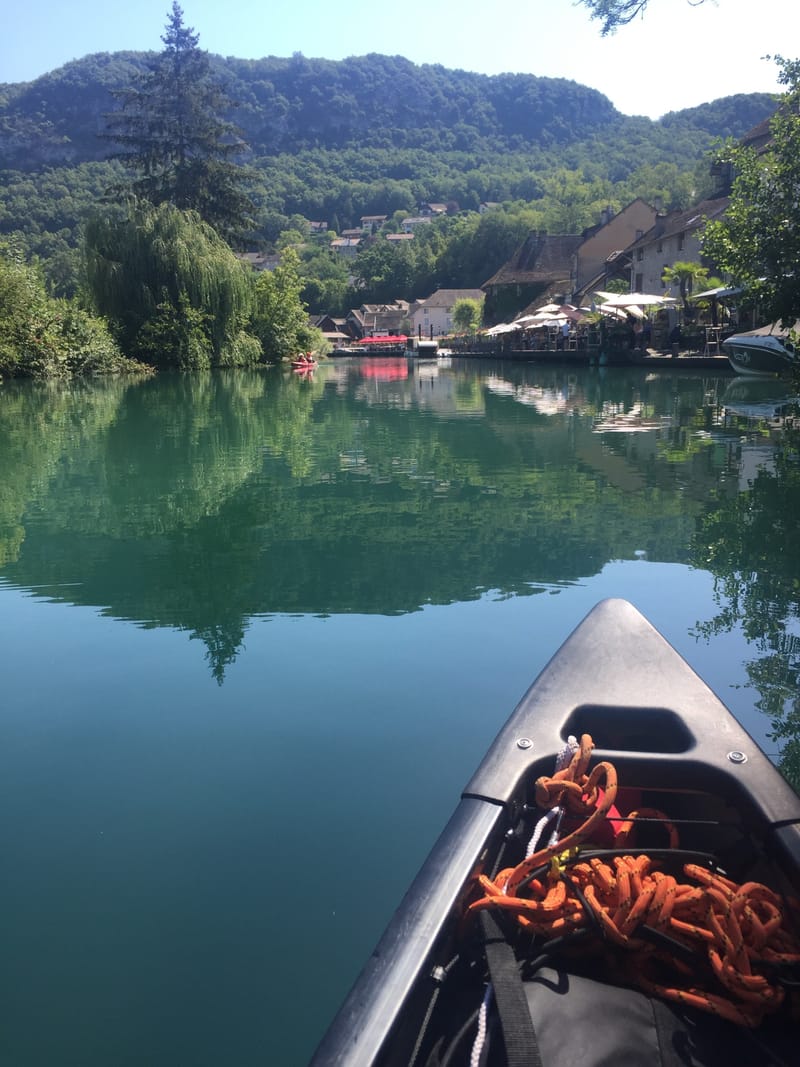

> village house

[
  {"left": 571, "top": 199, "right": 658, "bottom": 302},
  {"left": 360, "top": 215, "right": 388, "bottom": 232},
  {"left": 711, "top": 114, "right": 773, "bottom": 196},
  {"left": 310, "top": 314, "right": 353, "bottom": 345},
  {"left": 482, "top": 232, "right": 584, "bottom": 323},
  {"left": 479, "top": 192, "right": 734, "bottom": 323},
  {"left": 587, "top": 249, "right": 634, "bottom": 296},
  {"left": 401, "top": 216, "right": 433, "bottom": 234},
  {"left": 346, "top": 302, "right": 411, "bottom": 339},
  {"left": 482, "top": 200, "right": 664, "bottom": 322},
  {"left": 620, "top": 115, "right": 774, "bottom": 298},
  {"left": 418, "top": 202, "right": 448, "bottom": 217},
  {"left": 626, "top": 197, "right": 730, "bottom": 295},
  {"left": 235, "top": 251, "right": 281, "bottom": 272},
  {"left": 408, "top": 289, "right": 485, "bottom": 339},
  {"left": 331, "top": 237, "right": 362, "bottom": 258}
]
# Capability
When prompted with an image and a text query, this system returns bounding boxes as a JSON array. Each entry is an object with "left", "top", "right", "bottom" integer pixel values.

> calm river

[{"left": 1, "top": 358, "right": 799, "bottom": 1065}]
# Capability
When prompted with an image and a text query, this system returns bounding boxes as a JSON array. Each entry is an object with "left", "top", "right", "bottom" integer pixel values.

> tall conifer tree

[{"left": 105, "top": 3, "right": 252, "bottom": 240}]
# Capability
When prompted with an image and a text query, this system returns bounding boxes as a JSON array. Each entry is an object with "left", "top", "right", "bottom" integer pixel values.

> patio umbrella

[
  {"left": 559, "top": 305, "right": 587, "bottom": 323},
  {"left": 690, "top": 285, "right": 741, "bottom": 326},
  {"left": 525, "top": 311, "right": 569, "bottom": 325},
  {"left": 595, "top": 304, "right": 629, "bottom": 321},
  {"left": 598, "top": 292, "right": 676, "bottom": 308},
  {"left": 691, "top": 286, "right": 742, "bottom": 300},
  {"left": 590, "top": 290, "right": 624, "bottom": 304},
  {"left": 530, "top": 318, "right": 568, "bottom": 329},
  {"left": 486, "top": 322, "right": 520, "bottom": 334},
  {"left": 608, "top": 303, "right": 644, "bottom": 319}
]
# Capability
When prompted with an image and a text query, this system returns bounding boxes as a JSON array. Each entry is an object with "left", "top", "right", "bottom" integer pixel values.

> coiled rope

[{"left": 468, "top": 733, "right": 800, "bottom": 1027}]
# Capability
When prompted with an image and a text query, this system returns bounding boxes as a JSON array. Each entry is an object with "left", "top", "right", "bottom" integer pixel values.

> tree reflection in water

[
  {"left": 692, "top": 413, "right": 800, "bottom": 790},
  {"left": 2, "top": 365, "right": 800, "bottom": 763}
]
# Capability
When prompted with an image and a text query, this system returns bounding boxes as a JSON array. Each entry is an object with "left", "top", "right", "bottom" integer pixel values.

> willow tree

[
  {"left": 85, "top": 201, "right": 257, "bottom": 367},
  {"left": 104, "top": 3, "right": 252, "bottom": 241}
]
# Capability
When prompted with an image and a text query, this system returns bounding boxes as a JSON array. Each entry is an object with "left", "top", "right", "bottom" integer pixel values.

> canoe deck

[{"left": 311, "top": 600, "right": 800, "bottom": 1066}]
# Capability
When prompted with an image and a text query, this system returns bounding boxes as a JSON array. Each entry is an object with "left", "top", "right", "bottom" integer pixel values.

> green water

[{"left": 1, "top": 359, "right": 798, "bottom": 1065}]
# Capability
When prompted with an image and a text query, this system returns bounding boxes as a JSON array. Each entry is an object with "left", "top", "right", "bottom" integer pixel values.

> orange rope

[{"left": 468, "top": 733, "right": 800, "bottom": 1027}]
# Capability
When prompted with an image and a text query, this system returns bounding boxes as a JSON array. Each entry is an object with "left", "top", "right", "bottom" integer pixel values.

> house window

[
  {"left": 636, "top": 248, "right": 643, "bottom": 261},
  {"left": 678, "top": 232, "right": 685, "bottom": 251},
  {"left": 635, "top": 273, "right": 643, "bottom": 291},
  {"left": 657, "top": 239, "right": 663, "bottom": 253}
]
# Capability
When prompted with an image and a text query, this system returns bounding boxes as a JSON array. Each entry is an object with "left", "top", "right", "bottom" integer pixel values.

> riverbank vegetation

[
  {"left": 0, "top": 243, "right": 152, "bottom": 379},
  {"left": 702, "top": 56, "right": 800, "bottom": 331}
]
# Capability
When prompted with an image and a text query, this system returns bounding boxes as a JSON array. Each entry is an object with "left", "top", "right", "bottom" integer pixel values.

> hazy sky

[{"left": 1, "top": 0, "right": 786, "bottom": 119}]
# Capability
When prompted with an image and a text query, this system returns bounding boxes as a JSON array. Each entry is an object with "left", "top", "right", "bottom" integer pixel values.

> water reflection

[
  {"left": 0, "top": 364, "right": 722, "bottom": 618},
  {"left": 720, "top": 375, "right": 800, "bottom": 423},
  {"left": 1, "top": 360, "right": 798, "bottom": 771},
  {"left": 689, "top": 380, "right": 800, "bottom": 789}
]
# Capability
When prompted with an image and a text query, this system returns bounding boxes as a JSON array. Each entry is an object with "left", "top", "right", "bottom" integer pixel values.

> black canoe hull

[{"left": 311, "top": 599, "right": 800, "bottom": 1066}]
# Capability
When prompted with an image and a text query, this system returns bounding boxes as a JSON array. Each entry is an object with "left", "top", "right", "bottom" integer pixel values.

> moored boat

[
  {"left": 722, "top": 322, "right": 799, "bottom": 376},
  {"left": 411, "top": 339, "right": 440, "bottom": 358},
  {"left": 351, "top": 335, "right": 409, "bottom": 356},
  {"left": 311, "top": 599, "right": 800, "bottom": 1066}
]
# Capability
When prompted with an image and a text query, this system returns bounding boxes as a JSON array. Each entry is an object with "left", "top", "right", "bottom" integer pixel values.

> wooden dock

[{"left": 445, "top": 340, "right": 733, "bottom": 371}]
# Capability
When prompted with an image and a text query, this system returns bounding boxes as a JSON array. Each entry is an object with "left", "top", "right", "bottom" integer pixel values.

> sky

[{"left": 0, "top": 0, "right": 788, "bottom": 119}]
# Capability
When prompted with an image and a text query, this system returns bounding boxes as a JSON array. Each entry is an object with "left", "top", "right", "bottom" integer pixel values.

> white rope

[
  {"left": 527, "top": 807, "right": 559, "bottom": 857},
  {"left": 555, "top": 734, "right": 580, "bottom": 771},
  {"left": 469, "top": 984, "right": 492, "bottom": 1067},
  {"left": 524, "top": 734, "right": 577, "bottom": 856}
]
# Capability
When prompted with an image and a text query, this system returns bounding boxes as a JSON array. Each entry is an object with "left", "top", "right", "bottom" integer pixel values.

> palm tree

[{"left": 661, "top": 261, "right": 709, "bottom": 320}]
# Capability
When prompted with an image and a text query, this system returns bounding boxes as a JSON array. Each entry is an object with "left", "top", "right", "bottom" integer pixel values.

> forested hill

[
  {"left": 0, "top": 49, "right": 778, "bottom": 296},
  {"left": 0, "top": 50, "right": 776, "bottom": 170}
]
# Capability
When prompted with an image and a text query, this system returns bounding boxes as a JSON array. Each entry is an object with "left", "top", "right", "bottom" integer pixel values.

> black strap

[{"left": 480, "top": 911, "right": 543, "bottom": 1067}]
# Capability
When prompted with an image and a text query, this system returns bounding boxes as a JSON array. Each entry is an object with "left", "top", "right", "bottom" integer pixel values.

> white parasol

[
  {"left": 485, "top": 322, "right": 521, "bottom": 334},
  {"left": 595, "top": 292, "right": 676, "bottom": 308},
  {"left": 519, "top": 310, "right": 569, "bottom": 326},
  {"left": 594, "top": 304, "right": 630, "bottom": 321}
]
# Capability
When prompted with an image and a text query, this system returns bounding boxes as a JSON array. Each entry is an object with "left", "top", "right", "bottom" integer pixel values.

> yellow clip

[{"left": 550, "top": 847, "right": 580, "bottom": 875}]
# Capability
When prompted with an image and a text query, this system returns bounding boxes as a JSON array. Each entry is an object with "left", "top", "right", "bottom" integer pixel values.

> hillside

[
  {"left": 0, "top": 51, "right": 775, "bottom": 169},
  {"left": 0, "top": 51, "right": 777, "bottom": 298}
]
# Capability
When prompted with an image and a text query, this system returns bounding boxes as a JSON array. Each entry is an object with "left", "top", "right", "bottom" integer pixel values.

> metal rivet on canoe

[
  {"left": 727, "top": 750, "right": 748, "bottom": 764},
  {"left": 516, "top": 737, "right": 533, "bottom": 750}
]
